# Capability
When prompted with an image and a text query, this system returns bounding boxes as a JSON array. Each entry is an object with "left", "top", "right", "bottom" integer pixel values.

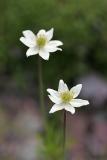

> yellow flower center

[
  {"left": 36, "top": 35, "right": 47, "bottom": 48},
  {"left": 60, "top": 91, "right": 73, "bottom": 103}
]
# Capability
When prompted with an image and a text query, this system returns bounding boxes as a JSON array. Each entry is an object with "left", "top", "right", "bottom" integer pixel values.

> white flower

[
  {"left": 20, "top": 28, "right": 63, "bottom": 60},
  {"left": 47, "top": 80, "right": 89, "bottom": 114}
]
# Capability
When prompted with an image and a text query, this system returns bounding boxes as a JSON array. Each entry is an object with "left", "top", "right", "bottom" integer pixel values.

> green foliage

[
  {"left": 0, "top": 0, "right": 107, "bottom": 87},
  {"left": 42, "top": 121, "right": 63, "bottom": 160}
]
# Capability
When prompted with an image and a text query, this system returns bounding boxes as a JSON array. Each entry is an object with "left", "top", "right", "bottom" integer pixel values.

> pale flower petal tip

[
  {"left": 78, "top": 84, "right": 82, "bottom": 89},
  {"left": 39, "top": 50, "right": 50, "bottom": 60},
  {"left": 58, "top": 79, "right": 65, "bottom": 89},
  {"left": 49, "top": 109, "right": 56, "bottom": 114},
  {"left": 58, "top": 79, "right": 68, "bottom": 92},
  {"left": 60, "top": 41, "right": 63, "bottom": 46},
  {"left": 85, "top": 100, "right": 89, "bottom": 105},
  {"left": 26, "top": 51, "right": 30, "bottom": 57},
  {"left": 57, "top": 48, "right": 62, "bottom": 51},
  {"left": 70, "top": 83, "right": 83, "bottom": 99},
  {"left": 65, "top": 105, "right": 75, "bottom": 114},
  {"left": 51, "top": 28, "right": 54, "bottom": 31},
  {"left": 42, "top": 56, "right": 49, "bottom": 61},
  {"left": 47, "top": 28, "right": 54, "bottom": 35},
  {"left": 60, "top": 48, "right": 62, "bottom": 51},
  {"left": 49, "top": 111, "right": 52, "bottom": 114},
  {"left": 70, "top": 109, "right": 75, "bottom": 114},
  {"left": 20, "top": 37, "right": 23, "bottom": 41},
  {"left": 48, "top": 95, "right": 61, "bottom": 104},
  {"left": 49, "top": 104, "right": 64, "bottom": 113},
  {"left": 47, "top": 89, "right": 52, "bottom": 94},
  {"left": 47, "top": 88, "right": 50, "bottom": 92},
  {"left": 20, "top": 37, "right": 25, "bottom": 43},
  {"left": 26, "top": 54, "right": 29, "bottom": 58},
  {"left": 75, "top": 84, "right": 82, "bottom": 90},
  {"left": 47, "top": 89, "right": 54, "bottom": 94},
  {"left": 26, "top": 53, "right": 30, "bottom": 58},
  {"left": 59, "top": 79, "right": 64, "bottom": 84},
  {"left": 26, "top": 48, "right": 38, "bottom": 57},
  {"left": 20, "top": 37, "right": 31, "bottom": 48},
  {"left": 46, "top": 28, "right": 53, "bottom": 41},
  {"left": 78, "top": 84, "right": 82, "bottom": 87},
  {"left": 49, "top": 109, "right": 54, "bottom": 114},
  {"left": 54, "top": 40, "right": 63, "bottom": 46},
  {"left": 22, "top": 30, "right": 29, "bottom": 36},
  {"left": 81, "top": 99, "right": 89, "bottom": 106},
  {"left": 22, "top": 30, "right": 36, "bottom": 41},
  {"left": 37, "top": 29, "right": 46, "bottom": 34}
]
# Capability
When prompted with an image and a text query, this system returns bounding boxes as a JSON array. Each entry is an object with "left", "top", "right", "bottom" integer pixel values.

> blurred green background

[
  {"left": 1, "top": 0, "right": 107, "bottom": 87},
  {"left": 1, "top": 0, "right": 107, "bottom": 160}
]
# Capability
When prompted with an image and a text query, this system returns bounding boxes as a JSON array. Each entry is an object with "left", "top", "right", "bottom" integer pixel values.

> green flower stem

[
  {"left": 38, "top": 56, "right": 46, "bottom": 123},
  {"left": 63, "top": 110, "right": 66, "bottom": 160}
]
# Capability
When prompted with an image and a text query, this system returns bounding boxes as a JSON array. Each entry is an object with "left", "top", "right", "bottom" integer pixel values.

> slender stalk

[
  {"left": 38, "top": 56, "right": 46, "bottom": 122},
  {"left": 63, "top": 110, "right": 66, "bottom": 160}
]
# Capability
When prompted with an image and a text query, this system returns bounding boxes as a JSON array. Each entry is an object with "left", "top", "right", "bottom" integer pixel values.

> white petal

[
  {"left": 21, "top": 30, "right": 36, "bottom": 47},
  {"left": 70, "top": 84, "right": 82, "bottom": 98},
  {"left": 58, "top": 80, "right": 68, "bottom": 92},
  {"left": 46, "top": 40, "right": 63, "bottom": 52},
  {"left": 39, "top": 49, "right": 50, "bottom": 60},
  {"left": 49, "top": 104, "right": 64, "bottom": 113},
  {"left": 45, "top": 44, "right": 62, "bottom": 53},
  {"left": 47, "top": 89, "right": 59, "bottom": 97},
  {"left": 48, "top": 40, "right": 63, "bottom": 47},
  {"left": 70, "top": 99, "right": 89, "bottom": 107},
  {"left": 20, "top": 37, "right": 35, "bottom": 48},
  {"left": 37, "top": 29, "right": 46, "bottom": 37},
  {"left": 48, "top": 95, "right": 61, "bottom": 104},
  {"left": 20, "top": 37, "right": 29, "bottom": 47},
  {"left": 57, "top": 48, "right": 62, "bottom": 51},
  {"left": 23, "top": 30, "right": 36, "bottom": 41},
  {"left": 26, "top": 47, "right": 38, "bottom": 57},
  {"left": 46, "top": 28, "right": 54, "bottom": 41},
  {"left": 65, "top": 104, "right": 75, "bottom": 114}
]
